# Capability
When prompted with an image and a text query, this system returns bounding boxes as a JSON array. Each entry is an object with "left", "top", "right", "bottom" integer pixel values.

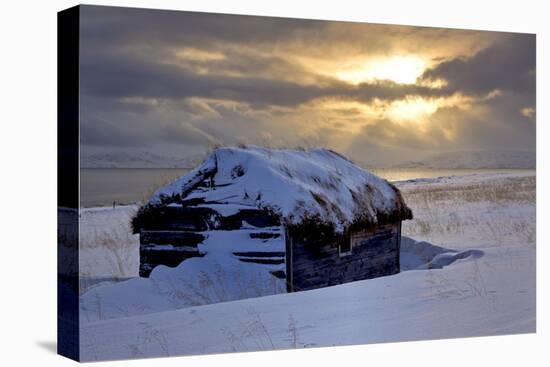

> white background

[{"left": 0, "top": 0, "right": 547, "bottom": 365}]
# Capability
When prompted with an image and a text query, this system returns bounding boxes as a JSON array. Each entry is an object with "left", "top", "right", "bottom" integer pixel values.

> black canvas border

[{"left": 57, "top": 5, "right": 80, "bottom": 361}]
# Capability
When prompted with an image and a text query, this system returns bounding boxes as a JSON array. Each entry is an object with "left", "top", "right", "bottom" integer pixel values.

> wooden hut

[{"left": 132, "top": 146, "right": 412, "bottom": 293}]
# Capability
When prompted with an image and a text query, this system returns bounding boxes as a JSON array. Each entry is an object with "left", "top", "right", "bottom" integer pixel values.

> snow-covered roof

[{"left": 136, "top": 146, "right": 412, "bottom": 233}]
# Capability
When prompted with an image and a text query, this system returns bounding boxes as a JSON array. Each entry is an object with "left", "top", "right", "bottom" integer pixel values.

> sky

[{"left": 79, "top": 5, "right": 536, "bottom": 167}]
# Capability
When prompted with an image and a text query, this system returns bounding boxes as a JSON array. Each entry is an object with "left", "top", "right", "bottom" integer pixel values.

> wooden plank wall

[
  {"left": 139, "top": 230, "right": 205, "bottom": 277},
  {"left": 289, "top": 222, "right": 400, "bottom": 292}
]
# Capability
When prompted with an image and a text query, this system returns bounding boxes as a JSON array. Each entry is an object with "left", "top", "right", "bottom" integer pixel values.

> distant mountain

[
  {"left": 81, "top": 151, "right": 205, "bottom": 168},
  {"left": 395, "top": 150, "right": 535, "bottom": 169}
]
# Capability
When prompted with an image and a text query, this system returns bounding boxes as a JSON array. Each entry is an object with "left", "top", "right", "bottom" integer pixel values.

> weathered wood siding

[
  {"left": 139, "top": 230, "right": 205, "bottom": 277},
  {"left": 288, "top": 222, "right": 401, "bottom": 292},
  {"left": 136, "top": 206, "right": 279, "bottom": 233},
  {"left": 138, "top": 207, "right": 280, "bottom": 277}
]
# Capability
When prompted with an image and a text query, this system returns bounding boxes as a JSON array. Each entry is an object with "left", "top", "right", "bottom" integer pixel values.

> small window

[{"left": 339, "top": 238, "right": 353, "bottom": 257}]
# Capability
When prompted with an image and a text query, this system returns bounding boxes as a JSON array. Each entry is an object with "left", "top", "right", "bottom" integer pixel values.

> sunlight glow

[
  {"left": 385, "top": 97, "right": 438, "bottom": 123},
  {"left": 383, "top": 94, "right": 472, "bottom": 124},
  {"left": 175, "top": 48, "right": 226, "bottom": 62},
  {"left": 335, "top": 56, "right": 427, "bottom": 85},
  {"left": 520, "top": 107, "right": 535, "bottom": 119}
]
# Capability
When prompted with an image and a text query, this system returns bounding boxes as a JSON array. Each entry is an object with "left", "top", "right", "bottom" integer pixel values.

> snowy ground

[{"left": 78, "top": 171, "right": 535, "bottom": 361}]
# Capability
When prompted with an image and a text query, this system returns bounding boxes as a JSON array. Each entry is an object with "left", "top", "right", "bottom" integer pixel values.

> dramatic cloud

[
  {"left": 79, "top": 5, "right": 536, "bottom": 166},
  {"left": 421, "top": 33, "right": 535, "bottom": 95}
]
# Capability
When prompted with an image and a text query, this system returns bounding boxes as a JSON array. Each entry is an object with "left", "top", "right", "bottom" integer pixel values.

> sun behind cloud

[
  {"left": 335, "top": 55, "right": 427, "bottom": 85},
  {"left": 384, "top": 94, "right": 472, "bottom": 124},
  {"left": 79, "top": 7, "right": 535, "bottom": 166}
]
